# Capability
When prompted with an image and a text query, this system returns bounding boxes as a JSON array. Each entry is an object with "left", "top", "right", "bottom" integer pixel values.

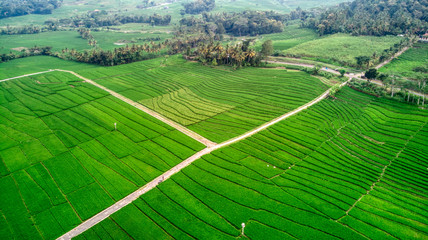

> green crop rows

[
  {"left": 379, "top": 42, "right": 428, "bottom": 80},
  {"left": 283, "top": 34, "right": 402, "bottom": 66},
  {"left": 78, "top": 56, "right": 329, "bottom": 142},
  {"left": 0, "top": 71, "right": 205, "bottom": 239},
  {"left": 77, "top": 87, "right": 427, "bottom": 240}
]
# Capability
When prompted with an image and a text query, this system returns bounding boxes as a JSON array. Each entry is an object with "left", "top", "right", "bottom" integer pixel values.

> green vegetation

[
  {"left": 379, "top": 42, "right": 428, "bottom": 80},
  {"left": 79, "top": 87, "right": 428, "bottom": 239},
  {"left": 179, "top": 11, "right": 285, "bottom": 37},
  {"left": 303, "top": 0, "right": 428, "bottom": 36},
  {"left": 254, "top": 24, "right": 318, "bottom": 51},
  {"left": 183, "top": 0, "right": 216, "bottom": 14},
  {"left": 0, "top": 56, "right": 97, "bottom": 79},
  {"left": 283, "top": 34, "right": 403, "bottom": 67},
  {"left": 0, "top": 0, "right": 63, "bottom": 19},
  {"left": 0, "top": 31, "right": 89, "bottom": 54},
  {"left": 0, "top": 70, "right": 205, "bottom": 239},
  {"left": 77, "top": 55, "right": 328, "bottom": 142},
  {"left": 1, "top": 0, "right": 426, "bottom": 239}
]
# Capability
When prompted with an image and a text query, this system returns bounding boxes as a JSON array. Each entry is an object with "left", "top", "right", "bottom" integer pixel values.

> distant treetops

[
  {"left": 0, "top": 0, "right": 63, "bottom": 19},
  {"left": 179, "top": 11, "right": 286, "bottom": 37},
  {"left": 302, "top": 0, "right": 428, "bottom": 36},
  {"left": 182, "top": 0, "right": 216, "bottom": 15}
]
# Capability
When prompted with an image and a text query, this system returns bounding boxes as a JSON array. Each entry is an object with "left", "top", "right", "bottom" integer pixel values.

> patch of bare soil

[
  {"left": 12, "top": 47, "right": 28, "bottom": 52},
  {"left": 36, "top": 80, "right": 62, "bottom": 85},
  {"left": 362, "top": 135, "right": 385, "bottom": 145}
]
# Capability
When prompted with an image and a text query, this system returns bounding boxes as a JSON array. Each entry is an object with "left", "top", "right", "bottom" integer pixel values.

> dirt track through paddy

[
  {"left": 0, "top": 49, "right": 409, "bottom": 239},
  {"left": 55, "top": 75, "right": 352, "bottom": 240}
]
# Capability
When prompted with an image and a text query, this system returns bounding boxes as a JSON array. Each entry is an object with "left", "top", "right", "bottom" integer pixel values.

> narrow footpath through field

[
  {"left": 56, "top": 76, "right": 352, "bottom": 240},
  {"left": 375, "top": 46, "right": 409, "bottom": 69},
  {"left": 0, "top": 50, "right": 409, "bottom": 239},
  {"left": 56, "top": 70, "right": 218, "bottom": 148},
  {"left": 0, "top": 70, "right": 54, "bottom": 82}
]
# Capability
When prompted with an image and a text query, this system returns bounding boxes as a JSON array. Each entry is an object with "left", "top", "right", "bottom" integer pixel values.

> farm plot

[
  {"left": 283, "top": 34, "right": 402, "bottom": 67},
  {"left": 379, "top": 42, "right": 428, "bottom": 80},
  {"left": 80, "top": 87, "right": 428, "bottom": 239},
  {"left": 78, "top": 56, "right": 329, "bottom": 142},
  {"left": 254, "top": 23, "right": 318, "bottom": 51},
  {"left": 0, "top": 71, "right": 205, "bottom": 240}
]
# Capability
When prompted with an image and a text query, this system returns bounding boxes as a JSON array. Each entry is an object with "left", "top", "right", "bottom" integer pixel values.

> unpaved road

[
  {"left": 375, "top": 47, "right": 409, "bottom": 69},
  {"left": 267, "top": 60, "right": 346, "bottom": 76},
  {"left": 0, "top": 70, "right": 54, "bottom": 83},
  {"left": 56, "top": 77, "right": 352, "bottom": 240},
  {"left": 0, "top": 69, "right": 216, "bottom": 147},
  {"left": 55, "top": 70, "right": 217, "bottom": 148}
]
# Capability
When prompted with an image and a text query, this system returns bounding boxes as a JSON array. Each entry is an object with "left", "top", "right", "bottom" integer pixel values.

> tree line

[
  {"left": 302, "top": 0, "right": 428, "bottom": 36},
  {"left": 0, "top": 24, "right": 60, "bottom": 35},
  {"left": 0, "top": 46, "right": 53, "bottom": 62},
  {"left": 353, "top": 38, "right": 413, "bottom": 69},
  {"left": 46, "top": 11, "right": 172, "bottom": 28},
  {"left": 0, "top": 35, "right": 217, "bottom": 66},
  {"left": 188, "top": 39, "right": 274, "bottom": 68},
  {"left": 0, "top": 0, "right": 62, "bottom": 19},
  {"left": 182, "top": 0, "right": 216, "bottom": 15},
  {"left": 1, "top": 11, "right": 172, "bottom": 35},
  {"left": 179, "top": 11, "right": 286, "bottom": 37}
]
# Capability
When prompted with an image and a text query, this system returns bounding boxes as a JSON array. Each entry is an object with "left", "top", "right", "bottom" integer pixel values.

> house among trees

[{"left": 420, "top": 33, "right": 428, "bottom": 42}]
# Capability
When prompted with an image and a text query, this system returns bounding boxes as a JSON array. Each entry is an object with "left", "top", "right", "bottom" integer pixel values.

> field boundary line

[
  {"left": 57, "top": 77, "right": 352, "bottom": 240},
  {"left": 0, "top": 69, "right": 216, "bottom": 147},
  {"left": 55, "top": 69, "right": 217, "bottom": 148},
  {"left": 0, "top": 70, "right": 54, "bottom": 83}
]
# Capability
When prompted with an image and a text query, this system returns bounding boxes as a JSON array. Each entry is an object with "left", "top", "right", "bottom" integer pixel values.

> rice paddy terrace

[
  {"left": 73, "top": 87, "right": 428, "bottom": 240},
  {"left": 78, "top": 56, "right": 329, "bottom": 142},
  {"left": 0, "top": 71, "right": 205, "bottom": 239},
  {"left": 0, "top": 56, "right": 427, "bottom": 239}
]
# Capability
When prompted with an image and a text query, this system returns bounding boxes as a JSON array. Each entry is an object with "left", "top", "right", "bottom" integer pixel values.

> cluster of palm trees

[
  {"left": 192, "top": 41, "right": 262, "bottom": 67},
  {"left": 0, "top": 46, "right": 52, "bottom": 63},
  {"left": 166, "top": 36, "right": 210, "bottom": 54},
  {"left": 78, "top": 28, "right": 98, "bottom": 47}
]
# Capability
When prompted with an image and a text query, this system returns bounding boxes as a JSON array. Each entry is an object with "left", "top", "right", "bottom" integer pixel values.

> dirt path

[
  {"left": 0, "top": 70, "right": 54, "bottom": 83},
  {"left": 269, "top": 46, "right": 410, "bottom": 76},
  {"left": 375, "top": 47, "right": 409, "bottom": 69},
  {"left": 0, "top": 69, "right": 216, "bottom": 147},
  {"left": 267, "top": 60, "right": 360, "bottom": 77},
  {"left": 55, "top": 70, "right": 217, "bottom": 148},
  {"left": 57, "top": 77, "right": 352, "bottom": 240}
]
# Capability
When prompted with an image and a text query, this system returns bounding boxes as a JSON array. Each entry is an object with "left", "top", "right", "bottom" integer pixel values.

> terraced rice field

[
  {"left": 78, "top": 56, "right": 329, "bottom": 142},
  {"left": 0, "top": 71, "right": 205, "bottom": 239},
  {"left": 75, "top": 87, "right": 428, "bottom": 240}
]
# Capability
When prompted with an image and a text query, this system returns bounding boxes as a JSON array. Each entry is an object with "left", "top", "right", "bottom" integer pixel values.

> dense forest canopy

[
  {"left": 45, "top": 11, "right": 172, "bottom": 28},
  {"left": 179, "top": 11, "right": 286, "bottom": 36},
  {"left": 182, "top": 0, "right": 216, "bottom": 14},
  {"left": 303, "top": 0, "right": 428, "bottom": 36},
  {"left": 0, "top": 0, "right": 62, "bottom": 19}
]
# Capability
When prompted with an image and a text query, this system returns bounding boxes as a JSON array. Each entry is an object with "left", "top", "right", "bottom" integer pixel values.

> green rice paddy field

[
  {"left": 253, "top": 24, "right": 319, "bottom": 52},
  {"left": 77, "top": 56, "right": 329, "bottom": 143},
  {"left": 379, "top": 42, "right": 428, "bottom": 80},
  {"left": 0, "top": 56, "right": 98, "bottom": 79},
  {"left": 0, "top": 55, "right": 427, "bottom": 240},
  {"left": 283, "top": 34, "right": 402, "bottom": 66},
  {"left": 0, "top": 71, "right": 205, "bottom": 239},
  {"left": 75, "top": 87, "right": 428, "bottom": 240}
]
